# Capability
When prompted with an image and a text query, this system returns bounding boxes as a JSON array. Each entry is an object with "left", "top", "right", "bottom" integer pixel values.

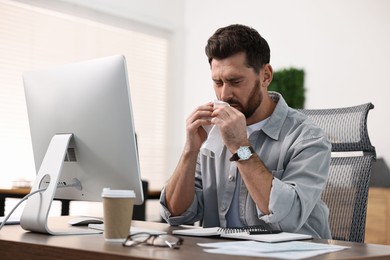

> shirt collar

[
  {"left": 247, "top": 118, "right": 269, "bottom": 137},
  {"left": 260, "top": 92, "right": 289, "bottom": 140}
]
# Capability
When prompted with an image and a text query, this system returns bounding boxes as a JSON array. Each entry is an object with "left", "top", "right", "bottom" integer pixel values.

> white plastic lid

[{"left": 101, "top": 188, "right": 136, "bottom": 198}]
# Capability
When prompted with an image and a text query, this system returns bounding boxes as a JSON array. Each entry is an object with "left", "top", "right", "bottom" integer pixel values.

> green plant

[{"left": 269, "top": 68, "right": 305, "bottom": 109}]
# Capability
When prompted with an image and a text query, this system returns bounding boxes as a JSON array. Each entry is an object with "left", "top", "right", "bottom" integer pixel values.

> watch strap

[{"left": 229, "top": 153, "right": 240, "bottom": 162}]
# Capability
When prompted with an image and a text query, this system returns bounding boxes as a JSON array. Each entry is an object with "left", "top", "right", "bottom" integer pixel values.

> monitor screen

[{"left": 22, "top": 55, "right": 144, "bottom": 207}]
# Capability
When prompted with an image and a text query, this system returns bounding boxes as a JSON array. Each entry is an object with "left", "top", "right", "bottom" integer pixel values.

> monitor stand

[{"left": 20, "top": 133, "right": 101, "bottom": 235}]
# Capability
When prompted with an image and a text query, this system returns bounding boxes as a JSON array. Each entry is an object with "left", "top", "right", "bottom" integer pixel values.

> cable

[
  {"left": 0, "top": 178, "right": 82, "bottom": 231},
  {"left": 0, "top": 188, "right": 46, "bottom": 231}
]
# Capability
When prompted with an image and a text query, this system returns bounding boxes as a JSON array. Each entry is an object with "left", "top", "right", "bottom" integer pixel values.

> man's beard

[{"left": 225, "top": 79, "right": 262, "bottom": 119}]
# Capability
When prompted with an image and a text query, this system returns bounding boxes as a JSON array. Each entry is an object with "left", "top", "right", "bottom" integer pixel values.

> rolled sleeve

[
  {"left": 259, "top": 178, "right": 295, "bottom": 223},
  {"left": 159, "top": 186, "right": 203, "bottom": 226}
]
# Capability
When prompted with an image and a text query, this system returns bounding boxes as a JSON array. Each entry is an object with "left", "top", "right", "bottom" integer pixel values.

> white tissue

[
  {"left": 200, "top": 125, "right": 222, "bottom": 158},
  {"left": 200, "top": 100, "right": 230, "bottom": 158}
]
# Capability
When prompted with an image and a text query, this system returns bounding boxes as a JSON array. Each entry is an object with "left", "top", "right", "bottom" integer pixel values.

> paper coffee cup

[{"left": 102, "top": 188, "right": 136, "bottom": 242}]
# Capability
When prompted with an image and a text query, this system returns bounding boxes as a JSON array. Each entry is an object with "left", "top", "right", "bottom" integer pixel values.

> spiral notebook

[{"left": 172, "top": 223, "right": 312, "bottom": 243}]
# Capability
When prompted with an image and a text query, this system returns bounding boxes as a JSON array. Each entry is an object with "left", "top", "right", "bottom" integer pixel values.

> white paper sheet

[{"left": 198, "top": 240, "right": 349, "bottom": 259}]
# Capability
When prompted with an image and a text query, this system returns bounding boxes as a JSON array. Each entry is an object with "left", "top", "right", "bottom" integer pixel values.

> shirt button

[
  {"left": 221, "top": 205, "right": 226, "bottom": 211},
  {"left": 228, "top": 175, "right": 235, "bottom": 182}
]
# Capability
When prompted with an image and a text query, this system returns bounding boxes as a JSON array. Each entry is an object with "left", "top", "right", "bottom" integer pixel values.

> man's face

[{"left": 211, "top": 52, "right": 263, "bottom": 119}]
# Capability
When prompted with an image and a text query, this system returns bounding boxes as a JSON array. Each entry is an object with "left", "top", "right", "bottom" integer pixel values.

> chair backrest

[{"left": 299, "top": 103, "right": 375, "bottom": 243}]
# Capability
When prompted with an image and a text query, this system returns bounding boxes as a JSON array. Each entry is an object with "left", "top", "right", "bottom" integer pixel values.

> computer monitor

[{"left": 20, "top": 55, "right": 144, "bottom": 235}]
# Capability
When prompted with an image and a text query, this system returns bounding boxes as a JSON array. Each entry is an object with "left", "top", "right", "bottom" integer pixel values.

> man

[{"left": 160, "top": 24, "right": 331, "bottom": 239}]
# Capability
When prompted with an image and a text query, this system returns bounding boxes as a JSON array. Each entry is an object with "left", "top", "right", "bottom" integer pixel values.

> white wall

[{"left": 183, "top": 0, "right": 390, "bottom": 169}]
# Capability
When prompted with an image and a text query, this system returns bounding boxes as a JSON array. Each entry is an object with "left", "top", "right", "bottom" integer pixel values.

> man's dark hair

[{"left": 205, "top": 24, "right": 270, "bottom": 73}]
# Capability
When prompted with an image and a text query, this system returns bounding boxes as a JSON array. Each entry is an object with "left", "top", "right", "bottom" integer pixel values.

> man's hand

[
  {"left": 211, "top": 105, "right": 249, "bottom": 153},
  {"left": 184, "top": 102, "right": 214, "bottom": 153}
]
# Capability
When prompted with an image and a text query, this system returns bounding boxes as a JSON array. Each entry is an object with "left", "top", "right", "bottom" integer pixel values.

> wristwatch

[{"left": 229, "top": 146, "right": 255, "bottom": 161}]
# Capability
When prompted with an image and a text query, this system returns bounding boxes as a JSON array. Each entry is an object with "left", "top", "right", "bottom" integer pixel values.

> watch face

[{"left": 237, "top": 146, "right": 252, "bottom": 160}]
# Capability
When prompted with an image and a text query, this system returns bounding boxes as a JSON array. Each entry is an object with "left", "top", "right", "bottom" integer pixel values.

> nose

[{"left": 220, "top": 83, "right": 233, "bottom": 101}]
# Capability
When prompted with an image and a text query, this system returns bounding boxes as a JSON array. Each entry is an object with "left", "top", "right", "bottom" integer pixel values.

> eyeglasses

[{"left": 122, "top": 232, "right": 183, "bottom": 249}]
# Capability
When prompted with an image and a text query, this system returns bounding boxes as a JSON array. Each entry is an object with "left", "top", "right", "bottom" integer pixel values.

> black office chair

[{"left": 299, "top": 103, "right": 376, "bottom": 243}]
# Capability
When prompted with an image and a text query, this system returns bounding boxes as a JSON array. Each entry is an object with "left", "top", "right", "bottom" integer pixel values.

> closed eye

[
  {"left": 213, "top": 78, "right": 243, "bottom": 87},
  {"left": 227, "top": 78, "right": 243, "bottom": 86},
  {"left": 213, "top": 80, "right": 223, "bottom": 87}
]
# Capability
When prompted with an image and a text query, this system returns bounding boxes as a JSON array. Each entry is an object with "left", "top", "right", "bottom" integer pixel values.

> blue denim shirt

[{"left": 160, "top": 92, "right": 332, "bottom": 239}]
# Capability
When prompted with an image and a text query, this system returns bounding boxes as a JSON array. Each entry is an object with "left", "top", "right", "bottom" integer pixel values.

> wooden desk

[{"left": 2, "top": 218, "right": 390, "bottom": 260}]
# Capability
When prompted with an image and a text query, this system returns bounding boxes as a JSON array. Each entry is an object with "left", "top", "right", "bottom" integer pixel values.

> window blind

[{"left": 0, "top": 0, "right": 169, "bottom": 191}]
